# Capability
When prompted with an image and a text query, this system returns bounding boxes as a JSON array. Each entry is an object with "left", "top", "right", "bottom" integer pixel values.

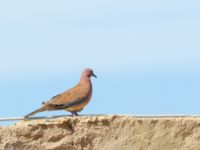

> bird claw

[{"left": 71, "top": 112, "right": 78, "bottom": 116}]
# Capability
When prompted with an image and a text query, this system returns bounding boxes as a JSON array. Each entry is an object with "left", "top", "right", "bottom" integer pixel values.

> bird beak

[{"left": 92, "top": 73, "right": 97, "bottom": 78}]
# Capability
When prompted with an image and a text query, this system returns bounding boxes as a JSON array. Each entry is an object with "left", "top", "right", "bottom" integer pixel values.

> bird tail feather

[{"left": 24, "top": 107, "right": 46, "bottom": 118}]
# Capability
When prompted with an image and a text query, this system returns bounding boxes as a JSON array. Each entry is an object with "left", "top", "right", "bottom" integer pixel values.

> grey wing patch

[{"left": 52, "top": 95, "right": 88, "bottom": 109}]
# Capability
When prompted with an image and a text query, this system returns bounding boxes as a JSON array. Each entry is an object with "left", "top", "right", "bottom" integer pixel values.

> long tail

[{"left": 24, "top": 107, "right": 46, "bottom": 118}]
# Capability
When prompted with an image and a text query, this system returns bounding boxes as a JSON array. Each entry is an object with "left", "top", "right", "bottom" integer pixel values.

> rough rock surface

[{"left": 0, "top": 115, "right": 200, "bottom": 150}]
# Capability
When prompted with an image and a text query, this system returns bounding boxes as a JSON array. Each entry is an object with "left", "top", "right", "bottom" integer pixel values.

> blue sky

[{"left": 0, "top": 0, "right": 200, "bottom": 125}]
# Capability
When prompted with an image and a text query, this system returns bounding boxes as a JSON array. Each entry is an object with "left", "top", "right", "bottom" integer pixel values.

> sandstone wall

[{"left": 0, "top": 115, "right": 200, "bottom": 150}]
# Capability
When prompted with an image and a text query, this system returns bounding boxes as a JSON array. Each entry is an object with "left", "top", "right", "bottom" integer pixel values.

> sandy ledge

[{"left": 0, "top": 115, "right": 200, "bottom": 150}]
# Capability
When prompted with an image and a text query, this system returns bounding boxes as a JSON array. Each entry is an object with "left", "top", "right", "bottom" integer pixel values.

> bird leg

[{"left": 71, "top": 112, "right": 79, "bottom": 116}]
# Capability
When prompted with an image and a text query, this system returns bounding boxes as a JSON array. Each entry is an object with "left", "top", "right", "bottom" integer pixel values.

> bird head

[{"left": 82, "top": 68, "right": 97, "bottom": 79}]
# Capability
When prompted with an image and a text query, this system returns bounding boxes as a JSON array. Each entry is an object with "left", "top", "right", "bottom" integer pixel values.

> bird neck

[{"left": 80, "top": 77, "right": 91, "bottom": 84}]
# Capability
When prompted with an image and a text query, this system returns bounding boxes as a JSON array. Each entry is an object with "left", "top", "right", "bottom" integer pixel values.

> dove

[{"left": 24, "top": 68, "right": 97, "bottom": 118}]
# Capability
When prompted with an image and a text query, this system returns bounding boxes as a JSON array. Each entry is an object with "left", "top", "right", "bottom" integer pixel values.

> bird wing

[
  {"left": 45, "top": 84, "right": 89, "bottom": 109},
  {"left": 51, "top": 94, "right": 61, "bottom": 99}
]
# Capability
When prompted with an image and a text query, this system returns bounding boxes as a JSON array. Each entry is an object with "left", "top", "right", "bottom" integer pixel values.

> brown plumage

[{"left": 24, "top": 68, "right": 97, "bottom": 118}]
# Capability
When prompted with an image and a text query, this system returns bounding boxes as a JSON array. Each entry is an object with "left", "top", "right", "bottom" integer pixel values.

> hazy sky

[{"left": 0, "top": 0, "right": 200, "bottom": 125}]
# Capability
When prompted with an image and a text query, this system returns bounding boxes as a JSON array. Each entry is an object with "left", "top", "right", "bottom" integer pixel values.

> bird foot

[{"left": 71, "top": 112, "right": 78, "bottom": 116}]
